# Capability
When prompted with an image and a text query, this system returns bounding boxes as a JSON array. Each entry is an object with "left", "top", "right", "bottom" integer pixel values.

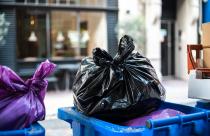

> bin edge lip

[
  {"left": 57, "top": 107, "right": 146, "bottom": 131},
  {"left": 57, "top": 102, "right": 209, "bottom": 131},
  {"left": 0, "top": 122, "right": 45, "bottom": 136}
]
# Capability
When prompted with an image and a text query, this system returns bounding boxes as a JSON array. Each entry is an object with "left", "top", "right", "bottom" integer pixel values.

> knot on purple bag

[
  {"left": 26, "top": 78, "right": 47, "bottom": 93},
  {"left": 26, "top": 59, "right": 56, "bottom": 93}
]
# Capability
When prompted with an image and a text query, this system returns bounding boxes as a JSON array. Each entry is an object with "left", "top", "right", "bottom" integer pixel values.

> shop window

[
  {"left": 16, "top": 0, "right": 46, "bottom": 3},
  {"left": 16, "top": 0, "right": 106, "bottom": 6},
  {"left": 17, "top": 10, "right": 107, "bottom": 59},
  {"left": 47, "top": 0, "right": 105, "bottom": 6},
  {"left": 39, "top": 0, "right": 46, "bottom": 3},
  {"left": 48, "top": 0, "right": 77, "bottom": 4},
  {"left": 27, "top": 0, "right": 36, "bottom": 3},
  {"left": 16, "top": 0, "right": 25, "bottom": 2},
  {"left": 80, "top": 0, "right": 106, "bottom": 7},
  {"left": 60, "top": 0, "right": 66, "bottom": 4},
  {"left": 79, "top": 12, "right": 107, "bottom": 56},
  {"left": 51, "top": 11, "right": 78, "bottom": 57},
  {"left": 17, "top": 10, "right": 47, "bottom": 59},
  {"left": 51, "top": 11, "right": 107, "bottom": 58},
  {"left": 48, "top": 0, "right": 56, "bottom": 3}
]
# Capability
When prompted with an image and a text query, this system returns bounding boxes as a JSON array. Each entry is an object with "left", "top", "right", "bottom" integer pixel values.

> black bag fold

[{"left": 73, "top": 35, "right": 166, "bottom": 123}]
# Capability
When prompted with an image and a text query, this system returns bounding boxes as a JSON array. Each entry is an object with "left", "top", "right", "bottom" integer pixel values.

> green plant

[
  {"left": 116, "top": 16, "right": 145, "bottom": 54},
  {"left": 0, "top": 13, "right": 10, "bottom": 45}
]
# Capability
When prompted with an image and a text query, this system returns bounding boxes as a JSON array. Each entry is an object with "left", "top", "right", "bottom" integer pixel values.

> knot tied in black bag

[
  {"left": 93, "top": 35, "right": 134, "bottom": 67},
  {"left": 73, "top": 35, "right": 166, "bottom": 123}
]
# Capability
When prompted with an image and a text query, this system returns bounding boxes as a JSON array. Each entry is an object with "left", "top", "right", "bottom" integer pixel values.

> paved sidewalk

[
  {"left": 44, "top": 91, "right": 74, "bottom": 117},
  {"left": 39, "top": 119, "right": 72, "bottom": 136},
  {"left": 162, "top": 78, "right": 197, "bottom": 106},
  {"left": 40, "top": 78, "right": 198, "bottom": 136},
  {"left": 39, "top": 91, "right": 74, "bottom": 136}
]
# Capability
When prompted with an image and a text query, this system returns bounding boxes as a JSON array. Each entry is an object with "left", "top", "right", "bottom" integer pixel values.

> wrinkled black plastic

[{"left": 73, "top": 35, "right": 166, "bottom": 123}]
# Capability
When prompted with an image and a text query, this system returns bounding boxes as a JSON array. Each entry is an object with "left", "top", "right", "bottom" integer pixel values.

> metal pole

[
  {"left": 76, "top": 11, "right": 81, "bottom": 56},
  {"left": 168, "top": 21, "right": 172, "bottom": 75},
  {"left": 46, "top": 11, "right": 51, "bottom": 58}
]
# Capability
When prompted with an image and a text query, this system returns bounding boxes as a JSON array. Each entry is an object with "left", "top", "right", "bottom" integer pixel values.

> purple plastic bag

[
  {"left": 122, "top": 109, "right": 185, "bottom": 126},
  {"left": 0, "top": 60, "right": 56, "bottom": 130}
]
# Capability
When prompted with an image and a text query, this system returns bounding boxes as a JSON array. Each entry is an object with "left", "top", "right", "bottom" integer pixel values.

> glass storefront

[
  {"left": 16, "top": 0, "right": 106, "bottom": 7},
  {"left": 51, "top": 11, "right": 78, "bottom": 57},
  {"left": 80, "top": 0, "right": 106, "bottom": 7},
  {"left": 49, "top": 0, "right": 107, "bottom": 7},
  {"left": 16, "top": 9, "right": 47, "bottom": 58},
  {"left": 16, "top": 9, "right": 107, "bottom": 59},
  {"left": 79, "top": 12, "right": 107, "bottom": 56}
]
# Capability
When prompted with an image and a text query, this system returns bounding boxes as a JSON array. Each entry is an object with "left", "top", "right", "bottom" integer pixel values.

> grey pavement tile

[{"left": 39, "top": 119, "right": 72, "bottom": 136}]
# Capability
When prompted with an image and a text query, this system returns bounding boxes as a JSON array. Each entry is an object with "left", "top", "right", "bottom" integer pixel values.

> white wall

[
  {"left": 145, "top": 0, "right": 162, "bottom": 78},
  {"left": 118, "top": 0, "right": 145, "bottom": 52},
  {"left": 118, "top": 0, "right": 199, "bottom": 80},
  {"left": 175, "top": 0, "right": 199, "bottom": 80},
  {"left": 119, "top": 0, "right": 142, "bottom": 20},
  {"left": 119, "top": 0, "right": 162, "bottom": 79}
]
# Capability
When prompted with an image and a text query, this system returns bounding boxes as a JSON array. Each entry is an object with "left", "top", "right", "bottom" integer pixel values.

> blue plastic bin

[
  {"left": 0, "top": 123, "right": 45, "bottom": 136},
  {"left": 196, "top": 100, "right": 210, "bottom": 110},
  {"left": 58, "top": 102, "right": 210, "bottom": 136}
]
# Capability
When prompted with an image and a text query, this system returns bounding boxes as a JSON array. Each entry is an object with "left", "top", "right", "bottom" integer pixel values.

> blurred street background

[{"left": 1, "top": 0, "right": 210, "bottom": 135}]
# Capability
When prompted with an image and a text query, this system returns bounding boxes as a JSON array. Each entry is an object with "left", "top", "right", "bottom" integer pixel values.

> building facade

[
  {"left": 119, "top": 0, "right": 200, "bottom": 80},
  {"left": 1, "top": 0, "right": 207, "bottom": 81},
  {"left": 0, "top": 0, "right": 118, "bottom": 73}
]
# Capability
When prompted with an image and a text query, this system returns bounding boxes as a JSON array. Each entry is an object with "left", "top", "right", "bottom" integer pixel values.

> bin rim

[{"left": 58, "top": 101, "right": 208, "bottom": 134}]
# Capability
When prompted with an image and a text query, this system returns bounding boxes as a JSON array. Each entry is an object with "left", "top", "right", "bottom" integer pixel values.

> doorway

[
  {"left": 161, "top": 21, "right": 175, "bottom": 76},
  {"left": 161, "top": 0, "right": 176, "bottom": 76}
]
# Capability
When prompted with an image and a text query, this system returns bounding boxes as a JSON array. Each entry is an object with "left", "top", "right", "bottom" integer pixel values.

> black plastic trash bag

[{"left": 73, "top": 35, "right": 165, "bottom": 123}]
